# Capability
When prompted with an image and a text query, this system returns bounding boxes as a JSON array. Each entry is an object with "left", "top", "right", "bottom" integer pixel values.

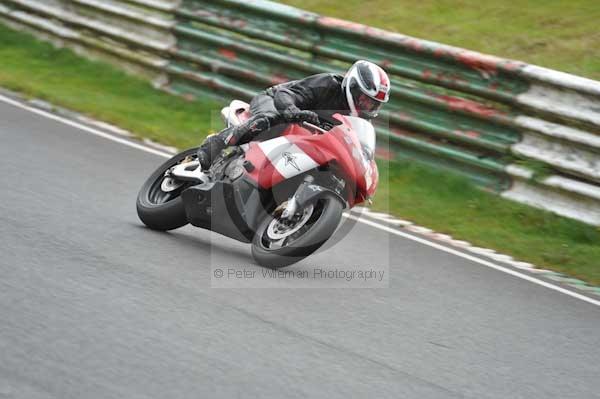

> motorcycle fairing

[
  {"left": 179, "top": 112, "right": 379, "bottom": 243},
  {"left": 244, "top": 114, "right": 378, "bottom": 206},
  {"left": 181, "top": 176, "right": 269, "bottom": 243},
  {"left": 243, "top": 136, "right": 320, "bottom": 189}
]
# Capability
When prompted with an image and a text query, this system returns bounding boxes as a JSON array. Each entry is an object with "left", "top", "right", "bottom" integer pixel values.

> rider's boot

[
  {"left": 196, "top": 131, "right": 228, "bottom": 171},
  {"left": 197, "top": 114, "right": 274, "bottom": 171}
]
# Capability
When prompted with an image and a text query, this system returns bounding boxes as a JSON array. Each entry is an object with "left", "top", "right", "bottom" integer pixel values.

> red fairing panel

[{"left": 244, "top": 115, "right": 377, "bottom": 206}]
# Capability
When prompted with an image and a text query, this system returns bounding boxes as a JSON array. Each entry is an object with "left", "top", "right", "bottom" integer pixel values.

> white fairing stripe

[
  {"left": 258, "top": 137, "right": 319, "bottom": 178},
  {"left": 257, "top": 136, "right": 289, "bottom": 155}
]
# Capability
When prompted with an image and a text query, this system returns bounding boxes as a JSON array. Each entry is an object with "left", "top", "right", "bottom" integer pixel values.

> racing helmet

[{"left": 342, "top": 60, "right": 391, "bottom": 119}]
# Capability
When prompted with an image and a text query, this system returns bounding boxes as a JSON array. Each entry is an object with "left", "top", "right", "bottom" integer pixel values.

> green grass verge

[
  {"left": 0, "top": 24, "right": 218, "bottom": 149},
  {"left": 375, "top": 161, "right": 600, "bottom": 285},
  {"left": 279, "top": 0, "right": 600, "bottom": 80},
  {"left": 1, "top": 23, "right": 599, "bottom": 285}
]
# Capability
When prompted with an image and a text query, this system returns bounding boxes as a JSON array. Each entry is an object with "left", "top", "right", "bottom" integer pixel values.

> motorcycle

[{"left": 136, "top": 100, "right": 379, "bottom": 268}]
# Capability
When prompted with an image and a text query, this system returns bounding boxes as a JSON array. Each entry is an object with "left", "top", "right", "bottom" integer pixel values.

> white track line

[
  {"left": 343, "top": 214, "right": 600, "bottom": 307},
  {"left": 2, "top": 93, "right": 599, "bottom": 307}
]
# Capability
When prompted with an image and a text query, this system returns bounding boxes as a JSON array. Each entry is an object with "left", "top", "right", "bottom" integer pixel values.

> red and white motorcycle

[{"left": 136, "top": 100, "right": 379, "bottom": 268}]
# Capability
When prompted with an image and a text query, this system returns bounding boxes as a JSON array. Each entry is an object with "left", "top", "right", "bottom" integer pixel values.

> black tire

[
  {"left": 251, "top": 194, "right": 343, "bottom": 268},
  {"left": 136, "top": 147, "right": 198, "bottom": 231}
]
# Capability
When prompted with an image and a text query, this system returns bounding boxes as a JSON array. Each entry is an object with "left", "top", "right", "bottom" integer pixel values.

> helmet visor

[
  {"left": 357, "top": 94, "right": 383, "bottom": 119},
  {"left": 350, "top": 83, "right": 383, "bottom": 119}
]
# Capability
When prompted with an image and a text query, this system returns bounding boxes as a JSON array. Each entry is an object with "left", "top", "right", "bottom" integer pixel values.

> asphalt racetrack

[{"left": 1, "top": 98, "right": 599, "bottom": 398}]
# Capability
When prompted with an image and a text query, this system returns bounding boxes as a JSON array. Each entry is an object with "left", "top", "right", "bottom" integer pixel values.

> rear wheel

[
  {"left": 251, "top": 194, "right": 343, "bottom": 268},
  {"left": 136, "top": 148, "right": 198, "bottom": 231}
]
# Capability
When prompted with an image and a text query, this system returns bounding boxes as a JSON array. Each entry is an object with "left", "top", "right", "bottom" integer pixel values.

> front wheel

[
  {"left": 251, "top": 194, "right": 343, "bottom": 268},
  {"left": 136, "top": 147, "right": 198, "bottom": 231}
]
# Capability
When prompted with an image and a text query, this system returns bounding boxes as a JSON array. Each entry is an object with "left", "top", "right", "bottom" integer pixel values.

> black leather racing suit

[
  {"left": 198, "top": 73, "right": 351, "bottom": 169},
  {"left": 224, "top": 73, "right": 350, "bottom": 145}
]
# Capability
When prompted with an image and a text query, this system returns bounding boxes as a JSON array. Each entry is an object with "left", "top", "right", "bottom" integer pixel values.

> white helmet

[{"left": 342, "top": 60, "right": 391, "bottom": 119}]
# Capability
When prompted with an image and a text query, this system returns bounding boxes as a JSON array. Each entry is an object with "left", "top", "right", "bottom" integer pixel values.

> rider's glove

[
  {"left": 282, "top": 105, "right": 301, "bottom": 122},
  {"left": 283, "top": 106, "right": 319, "bottom": 125},
  {"left": 297, "top": 110, "right": 320, "bottom": 125}
]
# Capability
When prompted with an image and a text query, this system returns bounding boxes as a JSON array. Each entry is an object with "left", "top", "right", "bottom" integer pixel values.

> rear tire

[
  {"left": 136, "top": 148, "right": 198, "bottom": 231},
  {"left": 251, "top": 194, "right": 343, "bottom": 268}
]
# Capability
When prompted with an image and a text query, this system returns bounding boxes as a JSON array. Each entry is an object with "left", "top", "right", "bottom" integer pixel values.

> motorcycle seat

[{"left": 221, "top": 100, "right": 251, "bottom": 127}]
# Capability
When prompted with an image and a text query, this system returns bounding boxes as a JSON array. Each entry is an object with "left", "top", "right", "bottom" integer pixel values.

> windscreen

[{"left": 344, "top": 116, "right": 376, "bottom": 159}]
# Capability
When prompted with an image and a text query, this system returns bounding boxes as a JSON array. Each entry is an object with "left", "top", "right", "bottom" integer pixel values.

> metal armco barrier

[{"left": 2, "top": 0, "right": 600, "bottom": 224}]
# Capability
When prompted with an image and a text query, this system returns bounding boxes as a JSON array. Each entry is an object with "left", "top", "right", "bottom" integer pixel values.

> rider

[{"left": 197, "top": 60, "right": 391, "bottom": 170}]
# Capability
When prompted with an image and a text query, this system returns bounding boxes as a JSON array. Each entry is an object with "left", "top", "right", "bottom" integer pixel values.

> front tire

[
  {"left": 251, "top": 194, "right": 343, "bottom": 268},
  {"left": 136, "top": 147, "right": 198, "bottom": 231}
]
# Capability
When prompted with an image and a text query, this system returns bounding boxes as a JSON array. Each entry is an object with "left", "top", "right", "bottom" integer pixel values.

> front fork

[
  {"left": 280, "top": 175, "right": 314, "bottom": 219},
  {"left": 279, "top": 174, "right": 347, "bottom": 220}
]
